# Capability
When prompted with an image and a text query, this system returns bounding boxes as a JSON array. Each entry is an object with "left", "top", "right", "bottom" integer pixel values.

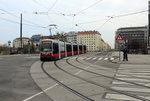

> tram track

[
  {"left": 40, "top": 54, "right": 150, "bottom": 101},
  {"left": 55, "top": 57, "right": 150, "bottom": 101},
  {"left": 78, "top": 55, "right": 150, "bottom": 82},
  {"left": 78, "top": 55, "right": 150, "bottom": 81},
  {"left": 41, "top": 62, "right": 95, "bottom": 101},
  {"left": 73, "top": 56, "right": 150, "bottom": 89}
]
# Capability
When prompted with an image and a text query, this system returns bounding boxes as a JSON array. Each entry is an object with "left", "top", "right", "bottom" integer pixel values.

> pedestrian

[{"left": 123, "top": 47, "right": 128, "bottom": 61}]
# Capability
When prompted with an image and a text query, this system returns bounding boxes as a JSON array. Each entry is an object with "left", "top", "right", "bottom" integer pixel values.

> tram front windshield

[{"left": 41, "top": 41, "right": 52, "bottom": 52}]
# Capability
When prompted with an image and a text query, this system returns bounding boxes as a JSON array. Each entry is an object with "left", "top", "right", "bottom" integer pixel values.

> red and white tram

[{"left": 40, "top": 39, "right": 86, "bottom": 61}]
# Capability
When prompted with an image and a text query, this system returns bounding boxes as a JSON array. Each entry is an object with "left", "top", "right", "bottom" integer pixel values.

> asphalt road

[{"left": 0, "top": 54, "right": 51, "bottom": 101}]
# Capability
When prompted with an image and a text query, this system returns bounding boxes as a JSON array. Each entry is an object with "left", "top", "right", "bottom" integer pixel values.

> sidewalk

[{"left": 112, "top": 51, "right": 150, "bottom": 64}]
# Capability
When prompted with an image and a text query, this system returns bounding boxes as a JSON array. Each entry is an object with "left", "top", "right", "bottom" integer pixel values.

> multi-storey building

[
  {"left": 31, "top": 34, "right": 41, "bottom": 52},
  {"left": 77, "top": 31, "right": 106, "bottom": 52},
  {"left": 65, "top": 31, "right": 77, "bottom": 43},
  {"left": 115, "top": 26, "right": 148, "bottom": 54},
  {"left": 13, "top": 37, "right": 30, "bottom": 49}
]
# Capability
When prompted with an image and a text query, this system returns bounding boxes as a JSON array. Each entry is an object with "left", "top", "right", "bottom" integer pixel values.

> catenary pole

[
  {"left": 148, "top": 1, "right": 150, "bottom": 46},
  {"left": 20, "top": 13, "right": 23, "bottom": 51}
]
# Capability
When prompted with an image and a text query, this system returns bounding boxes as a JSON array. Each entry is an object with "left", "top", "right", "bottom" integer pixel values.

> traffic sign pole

[{"left": 116, "top": 34, "right": 124, "bottom": 62}]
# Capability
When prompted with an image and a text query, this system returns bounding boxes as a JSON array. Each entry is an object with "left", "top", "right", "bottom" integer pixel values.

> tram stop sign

[
  {"left": 116, "top": 34, "right": 124, "bottom": 41},
  {"left": 8, "top": 41, "right": 11, "bottom": 44},
  {"left": 8, "top": 41, "right": 11, "bottom": 46}
]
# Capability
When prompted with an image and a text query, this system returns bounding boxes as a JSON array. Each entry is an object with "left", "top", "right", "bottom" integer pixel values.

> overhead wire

[
  {"left": 96, "top": 17, "right": 112, "bottom": 30},
  {"left": 76, "top": 0, "right": 103, "bottom": 15},
  {"left": 95, "top": 10, "right": 148, "bottom": 30},
  {"left": 113, "top": 10, "right": 148, "bottom": 18},
  {"left": 47, "top": 0, "right": 58, "bottom": 12},
  {"left": 32, "top": 0, "right": 49, "bottom": 10},
  {"left": 0, "top": 16, "right": 46, "bottom": 28},
  {"left": 0, "top": 9, "right": 46, "bottom": 28}
]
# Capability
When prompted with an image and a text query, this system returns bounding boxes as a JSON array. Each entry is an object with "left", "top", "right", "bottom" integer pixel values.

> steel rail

[
  {"left": 55, "top": 58, "right": 150, "bottom": 101},
  {"left": 76, "top": 56, "right": 150, "bottom": 86},
  {"left": 41, "top": 62, "right": 94, "bottom": 101}
]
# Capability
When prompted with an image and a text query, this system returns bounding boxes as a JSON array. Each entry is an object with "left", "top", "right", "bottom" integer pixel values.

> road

[
  {"left": 1, "top": 52, "right": 150, "bottom": 101},
  {"left": 0, "top": 54, "right": 51, "bottom": 101}
]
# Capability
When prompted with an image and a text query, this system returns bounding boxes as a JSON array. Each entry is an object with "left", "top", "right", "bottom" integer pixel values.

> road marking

[
  {"left": 98, "top": 57, "right": 102, "bottom": 60},
  {"left": 112, "top": 81, "right": 130, "bottom": 85},
  {"left": 86, "top": 57, "right": 92, "bottom": 60},
  {"left": 104, "top": 58, "right": 108, "bottom": 60},
  {"left": 24, "top": 63, "right": 90, "bottom": 101},
  {"left": 79, "top": 57, "right": 84, "bottom": 60},
  {"left": 23, "top": 83, "right": 59, "bottom": 101},
  {"left": 92, "top": 57, "right": 97, "bottom": 60},
  {"left": 116, "top": 74, "right": 150, "bottom": 78},
  {"left": 112, "top": 86, "right": 150, "bottom": 93},
  {"left": 112, "top": 81, "right": 150, "bottom": 86},
  {"left": 110, "top": 57, "right": 114, "bottom": 60},
  {"left": 116, "top": 77, "right": 150, "bottom": 82},
  {"left": 105, "top": 93, "right": 146, "bottom": 101},
  {"left": 75, "top": 67, "right": 89, "bottom": 75}
]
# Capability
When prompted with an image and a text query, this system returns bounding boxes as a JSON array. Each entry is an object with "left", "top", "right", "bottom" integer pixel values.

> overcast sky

[{"left": 0, "top": 0, "right": 148, "bottom": 48}]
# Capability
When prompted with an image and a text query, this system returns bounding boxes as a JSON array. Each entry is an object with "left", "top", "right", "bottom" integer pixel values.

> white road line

[
  {"left": 117, "top": 72, "right": 150, "bottom": 75},
  {"left": 112, "top": 81, "right": 130, "bottom": 85},
  {"left": 105, "top": 93, "right": 141, "bottom": 101},
  {"left": 79, "top": 57, "right": 84, "bottom": 60},
  {"left": 104, "top": 58, "right": 108, "bottom": 60},
  {"left": 75, "top": 70, "right": 83, "bottom": 75},
  {"left": 98, "top": 57, "right": 102, "bottom": 60},
  {"left": 110, "top": 57, "right": 114, "bottom": 60},
  {"left": 112, "top": 86, "right": 150, "bottom": 93},
  {"left": 92, "top": 57, "right": 97, "bottom": 60},
  {"left": 112, "top": 81, "right": 150, "bottom": 86},
  {"left": 86, "top": 57, "right": 92, "bottom": 60},
  {"left": 116, "top": 74, "right": 150, "bottom": 78},
  {"left": 75, "top": 67, "right": 89, "bottom": 75},
  {"left": 24, "top": 63, "right": 90, "bottom": 101},
  {"left": 23, "top": 83, "right": 59, "bottom": 101},
  {"left": 116, "top": 77, "right": 150, "bottom": 82}
]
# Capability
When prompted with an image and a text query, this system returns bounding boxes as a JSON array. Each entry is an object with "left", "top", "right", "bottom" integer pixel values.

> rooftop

[{"left": 77, "top": 31, "right": 100, "bottom": 35}]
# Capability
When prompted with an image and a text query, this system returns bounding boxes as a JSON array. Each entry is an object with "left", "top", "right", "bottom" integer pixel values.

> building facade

[
  {"left": 65, "top": 31, "right": 77, "bottom": 43},
  {"left": 77, "top": 31, "right": 110, "bottom": 52},
  {"left": 115, "top": 26, "right": 148, "bottom": 54},
  {"left": 31, "top": 34, "right": 41, "bottom": 52},
  {"left": 13, "top": 37, "right": 30, "bottom": 49}
]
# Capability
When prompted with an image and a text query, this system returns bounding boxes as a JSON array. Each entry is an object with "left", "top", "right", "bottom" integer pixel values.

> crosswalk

[
  {"left": 78, "top": 57, "right": 115, "bottom": 62},
  {"left": 105, "top": 64, "right": 150, "bottom": 101}
]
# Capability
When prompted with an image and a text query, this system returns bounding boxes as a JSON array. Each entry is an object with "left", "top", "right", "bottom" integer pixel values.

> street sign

[
  {"left": 116, "top": 34, "right": 124, "bottom": 40},
  {"left": 8, "top": 41, "right": 11, "bottom": 43}
]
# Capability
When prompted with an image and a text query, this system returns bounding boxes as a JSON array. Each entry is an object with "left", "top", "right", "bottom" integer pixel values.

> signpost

[
  {"left": 116, "top": 34, "right": 124, "bottom": 61},
  {"left": 8, "top": 41, "right": 11, "bottom": 54}
]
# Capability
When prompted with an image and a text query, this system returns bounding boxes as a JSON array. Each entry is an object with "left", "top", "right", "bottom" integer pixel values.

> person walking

[{"left": 123, "top": 47, "right": 128, "bottom": 61}]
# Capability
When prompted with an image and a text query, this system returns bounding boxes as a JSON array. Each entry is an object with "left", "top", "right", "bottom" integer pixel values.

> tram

[{"left": 40, "top": 39, "right": 87, "bottom": 61}]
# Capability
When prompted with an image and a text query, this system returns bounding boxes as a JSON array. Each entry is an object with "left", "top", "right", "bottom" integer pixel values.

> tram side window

[
  {"left": 53, "top": 43, "right": 59, "bottom": 54},
  {"left": 79, "top": 45, "right": 82, "bottom": 51},
  {"left": 73, "top": 45, "right": 77, "bottom": 51},
  {"left": 84, "top": 46, "right": 86, "bottom": 51},
  {"left": 67, "top": 44, "right": 72, "bottom": 52}
]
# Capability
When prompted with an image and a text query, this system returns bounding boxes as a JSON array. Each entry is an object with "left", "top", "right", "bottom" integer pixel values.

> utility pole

[
  {"left": 148, "top": 1, "right": 150, "bottom": 54},
  {"left": 20, "top": 13, "right": 23, "bottom": 52},
  {"left": 148, "top": 1, "right": 150, "bottom": 46}
]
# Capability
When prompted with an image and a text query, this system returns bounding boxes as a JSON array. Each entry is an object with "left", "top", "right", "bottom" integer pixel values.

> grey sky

[{"left": 0, "top": 0, "right": 148, "bottom": 48}]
